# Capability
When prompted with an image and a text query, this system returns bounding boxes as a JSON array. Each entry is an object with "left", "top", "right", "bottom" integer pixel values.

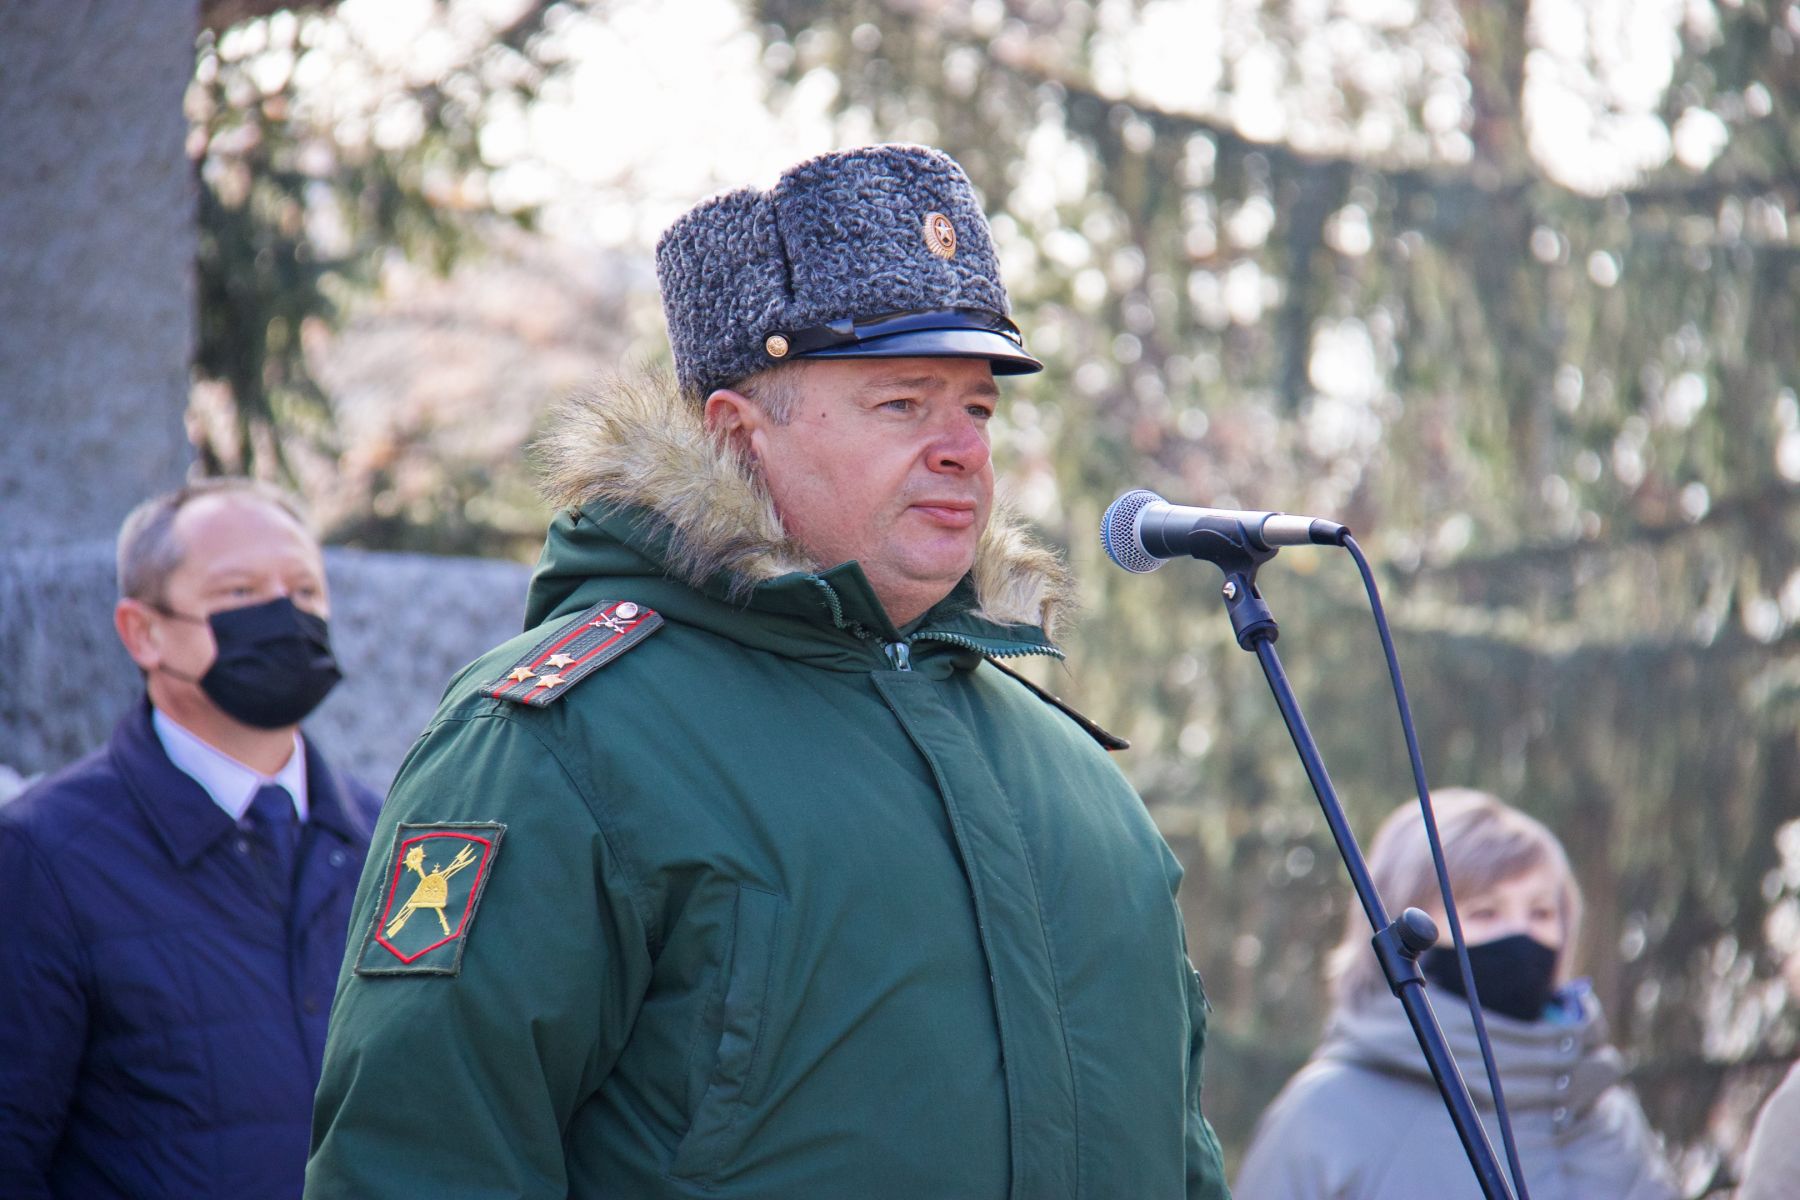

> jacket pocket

[{"left": 670, "top": 884, "right": 784, "bottom": 1182}]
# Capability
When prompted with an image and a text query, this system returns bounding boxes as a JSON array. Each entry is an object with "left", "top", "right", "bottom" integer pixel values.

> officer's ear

[{"left": 703, "top": 387, "right": 767, "bottom": 462}]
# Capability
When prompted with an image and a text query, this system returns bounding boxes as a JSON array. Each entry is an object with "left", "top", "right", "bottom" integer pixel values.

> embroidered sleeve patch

[
  {"left": 355, "top": 822, "right": 505, "bottom": 977},
  {"left": 479, "top": 600, "right": 663, "bottom": 707}
]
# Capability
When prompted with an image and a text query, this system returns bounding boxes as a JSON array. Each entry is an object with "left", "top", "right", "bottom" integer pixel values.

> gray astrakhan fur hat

[{"left": 655, "top": 143, "right": 1042, "bottom": 402}]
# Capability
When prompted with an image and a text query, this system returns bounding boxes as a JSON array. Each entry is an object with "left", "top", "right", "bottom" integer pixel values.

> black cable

[{"left": 1342, "top": 533, "right": 1533, "bottom": 1200}]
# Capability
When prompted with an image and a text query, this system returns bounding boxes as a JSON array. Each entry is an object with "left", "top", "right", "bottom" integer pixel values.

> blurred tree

[
  {"left": 748, "top": 0, "right": 1800, "bottom": 1180},
  {"left": 188, "top": 0, "right": 593, "bottom": 549}
]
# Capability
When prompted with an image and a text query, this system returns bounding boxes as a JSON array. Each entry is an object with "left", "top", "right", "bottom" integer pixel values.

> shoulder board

[
  {"left": 982, "top": 656, "right": 1130, "bottom": 752},
  {"left": 480, "top": 600, "right": 663, "bottom": 708}
]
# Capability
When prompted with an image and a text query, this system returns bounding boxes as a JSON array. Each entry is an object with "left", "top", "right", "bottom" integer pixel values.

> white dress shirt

[{"left": 151, "top": 707, "right": 310, "bottom": 824}]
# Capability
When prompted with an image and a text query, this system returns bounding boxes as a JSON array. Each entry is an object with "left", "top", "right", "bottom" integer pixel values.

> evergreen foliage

[{"left": 749, "top": 0, "right": 1800, "bottom": 1175}]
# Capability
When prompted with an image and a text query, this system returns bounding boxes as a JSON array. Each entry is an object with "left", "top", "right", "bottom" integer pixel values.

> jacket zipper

[
  {"left": 811, "top": 578, "right": 848, "bottom": 628},
  {"left": 910, "top": 631, "right": 1066, "bottom": 661},
  {"left": 882, "top": 632, "right": 1065, "bottom": 671}
]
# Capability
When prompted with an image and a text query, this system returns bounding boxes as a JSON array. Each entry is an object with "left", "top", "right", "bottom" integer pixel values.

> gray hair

[
  {"left": 116, "top": 478, "right": 311, "bottom": 603},
  {"left": 732, "top": 363, "right": 804, "bottom": 424},
  {"left": 1328, "top": 788, "right": 1584, "bottom": 1011}
]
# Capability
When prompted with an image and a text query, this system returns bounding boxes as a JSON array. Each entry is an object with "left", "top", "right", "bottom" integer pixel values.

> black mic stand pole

[{"left": 1200, "top": 532, "right": 1517, "bottom": 1200}]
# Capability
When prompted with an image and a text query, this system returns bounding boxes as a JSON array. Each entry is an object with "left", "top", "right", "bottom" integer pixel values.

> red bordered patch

[{"left": 354, "top": 822, "right": 505, "bottom": 977}]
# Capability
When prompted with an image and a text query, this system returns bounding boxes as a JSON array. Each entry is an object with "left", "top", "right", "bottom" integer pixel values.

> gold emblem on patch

[
  {"left": 923, "top": 212, "right": 956, "bottom": 259},
  {"left": 385, "top": 843, "right": 479, "bottom": 938},
  {"left": 357, "top": 823, "right": 505, "bottom": 976},
  {"left": 765, "top": 334, "right": 790, "bottom": 358}
]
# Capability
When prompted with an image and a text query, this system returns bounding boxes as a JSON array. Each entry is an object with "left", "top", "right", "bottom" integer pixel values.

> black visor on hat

[{"left": 768, "top": 308, "right": 1042, "bottom": 375}]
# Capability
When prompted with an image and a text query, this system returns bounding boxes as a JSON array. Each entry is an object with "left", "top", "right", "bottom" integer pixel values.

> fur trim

[
  {"left": 970, "top": 509, "right": 1079, "bottom": 637},
  {"left": 534, "top": 373, "right": 1078, "bottom": 637},
  {"left": 535, "top": 374, "right": 815, "bottom": 590}
]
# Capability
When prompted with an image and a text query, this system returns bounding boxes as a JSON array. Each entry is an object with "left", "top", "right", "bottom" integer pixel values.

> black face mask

[
  {"left": 158, "top": 596, "right": 342, "bottom": 729},
  {"left": 1421, "top": 933, "right": 1559, "bottom": 1023}
]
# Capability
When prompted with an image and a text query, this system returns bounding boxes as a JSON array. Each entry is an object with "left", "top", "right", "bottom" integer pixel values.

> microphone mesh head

[{"left": 1101, "top": 489, "right": 1166, "bottom": 573}]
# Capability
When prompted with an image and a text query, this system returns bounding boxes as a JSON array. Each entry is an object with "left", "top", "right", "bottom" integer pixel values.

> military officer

[{"left": 307, "top": 144, "right": 1230, "bottom": 1200}]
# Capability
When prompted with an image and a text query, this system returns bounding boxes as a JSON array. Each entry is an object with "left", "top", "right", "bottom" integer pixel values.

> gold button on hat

[
  {"left": 653, "top": 144, "right": 1039, "bottom": 400},
  {"left": 923, "top": 212, "right": 956, "bottom": 259}
]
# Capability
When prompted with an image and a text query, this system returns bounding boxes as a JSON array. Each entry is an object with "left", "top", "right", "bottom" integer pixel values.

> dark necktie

[{"left": 246, "top": 783, "right": 298, "bottom": 882}]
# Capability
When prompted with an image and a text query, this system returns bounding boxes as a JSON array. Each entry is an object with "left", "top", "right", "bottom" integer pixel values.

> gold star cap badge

[{"left": 923, "top": 212, "right": 956, "bottom": 259}]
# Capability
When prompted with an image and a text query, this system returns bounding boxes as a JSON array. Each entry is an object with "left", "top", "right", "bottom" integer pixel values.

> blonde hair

[{"left": 1328, "top": 789, "right": 1583, "bottom": 1011}]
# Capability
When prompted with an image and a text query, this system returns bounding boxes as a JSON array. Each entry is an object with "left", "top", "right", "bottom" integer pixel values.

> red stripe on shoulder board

[
  {"left": 527, "top": 620, "right": 599, "bottom": 670},
  {"left": 479, "top": 601, "right": 662, "bottom": 706}
]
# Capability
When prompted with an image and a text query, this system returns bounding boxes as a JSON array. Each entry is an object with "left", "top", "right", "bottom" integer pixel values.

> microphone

[{"left": 1101, "top": 489, "right": 1349, "bottom": 573}]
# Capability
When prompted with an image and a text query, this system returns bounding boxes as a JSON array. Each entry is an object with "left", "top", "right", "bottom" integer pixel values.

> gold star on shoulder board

[
  {"left": 543, "top": 653, "right": 577, "bottom": 669},
  {"left": 507, "top": 667, "right": 535, "bottom": 683},
  {"left": 536, "top": 673, "right": 569, "bottom": 689}
]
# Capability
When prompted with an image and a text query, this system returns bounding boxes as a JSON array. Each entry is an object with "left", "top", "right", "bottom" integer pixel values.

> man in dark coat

[{"left": 0, "top": 479, "right": 380, "bottom": 1200}]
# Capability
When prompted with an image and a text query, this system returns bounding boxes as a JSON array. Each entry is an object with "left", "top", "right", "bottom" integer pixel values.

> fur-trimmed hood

[{"left": 533, "top": 373, "right": 1078, "bottom": 638}]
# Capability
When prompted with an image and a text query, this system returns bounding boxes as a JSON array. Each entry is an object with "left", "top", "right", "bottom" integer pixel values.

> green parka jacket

[{"left": 306, "top": 378, "right": 1230, "bottom": 1200}]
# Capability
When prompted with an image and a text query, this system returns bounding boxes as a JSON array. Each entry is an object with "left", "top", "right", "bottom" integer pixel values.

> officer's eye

[
  {"left": 966, "top": 403, "right": 995, "bottom": 421},
  {"left": 879, "top": 397, "right": 916, "bottom": 413}
]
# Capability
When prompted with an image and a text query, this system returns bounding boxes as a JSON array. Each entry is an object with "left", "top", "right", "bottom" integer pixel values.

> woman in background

[
  {"left": 1734, "top": 933, "right": 1800, "bottom": 1198},
  {"left": 1235, "top": 789, "right": 1679, "bottom": 1200}
]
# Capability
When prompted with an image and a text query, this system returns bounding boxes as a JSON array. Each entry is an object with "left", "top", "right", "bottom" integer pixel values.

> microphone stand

[{"left": 1204, "top": 533, "right": 1518, "bottom": 1200}]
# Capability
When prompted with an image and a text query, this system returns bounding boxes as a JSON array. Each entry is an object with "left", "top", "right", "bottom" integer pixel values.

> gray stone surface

[
  {"left": 0, "top": 542, "right": 532, "bottom": 796},
  {"left": 0, "top": 0, "right": 197, "bottom": 548}
]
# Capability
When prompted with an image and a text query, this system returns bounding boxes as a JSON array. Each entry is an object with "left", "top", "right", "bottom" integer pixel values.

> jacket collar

[
  {"left": 150, "top": 708, "right": 309, "bottom": 821},
  {"left": 298, "top": 735, "right": 373, "bottom": 846},
  {"left": 528, "top": 372, "right": 1078, "bottom": 646},
  {"left": 113, "top": 699, "right": 368, "bottom": 868},
  {"left": 1319, "top": 982, "right": 1623, "bottom": 1113}
]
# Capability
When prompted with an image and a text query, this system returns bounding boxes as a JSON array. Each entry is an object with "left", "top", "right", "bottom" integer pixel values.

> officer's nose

[{"left": 927, "top": 412, "right": 991, "bottom": 475}]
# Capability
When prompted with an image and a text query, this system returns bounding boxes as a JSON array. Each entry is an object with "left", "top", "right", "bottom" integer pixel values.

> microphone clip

[
  {"left": 1217, "top": 557, "right": 1279, "bottom": 651},
  {"left": 1173, "top": 515, "right": 1280, "bottom": 649}
]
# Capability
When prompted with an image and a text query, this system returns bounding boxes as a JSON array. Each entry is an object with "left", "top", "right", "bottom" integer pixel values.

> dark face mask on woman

[
  {"left": 1420, "top": 932, "right": 1559, "bottom": 1023},
  {"left": 156, "top": 596, "right": 343, "bottom": 729}
]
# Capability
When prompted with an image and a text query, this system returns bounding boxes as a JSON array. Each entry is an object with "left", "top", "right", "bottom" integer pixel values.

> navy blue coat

[{"left": 0, "top": 700, "right": 379, "bottom": 1200}]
